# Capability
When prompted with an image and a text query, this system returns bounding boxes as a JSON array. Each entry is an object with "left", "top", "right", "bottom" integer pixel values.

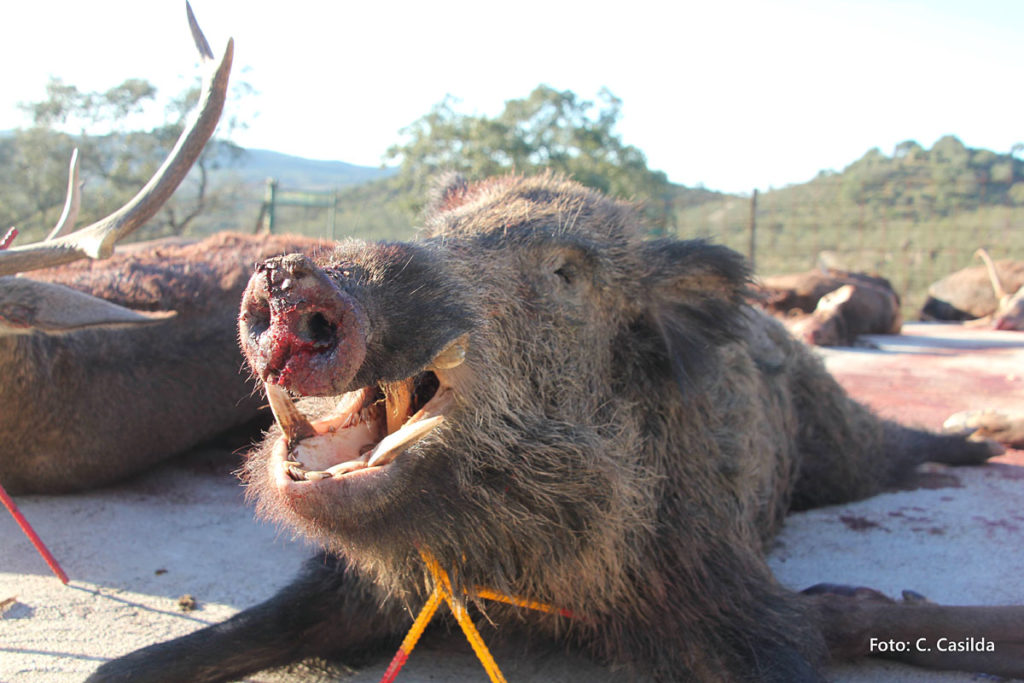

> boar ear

[
  {"left": 423, "top": 172, "right": 470, "bottom": 216},
  {"left": 637, "top": 239, "right": 750, "bottom": 393},
  {"left": 0, "top": 277, "right": 175, "bottom": 336}
]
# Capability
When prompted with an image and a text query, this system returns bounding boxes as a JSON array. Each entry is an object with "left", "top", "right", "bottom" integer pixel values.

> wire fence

[
  {"left": 674, "top": 178, "right": 1024, "bottom": 316},
  {"left": 259, "top": 174, "right": 1024, "bottom": 318}
]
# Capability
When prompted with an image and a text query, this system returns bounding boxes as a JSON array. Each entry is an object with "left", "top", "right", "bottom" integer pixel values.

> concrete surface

[{"left": 2, "top": 322, "right": 1022, "bottom": 682}]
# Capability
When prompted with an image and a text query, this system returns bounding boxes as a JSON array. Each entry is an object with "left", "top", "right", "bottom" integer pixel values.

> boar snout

[{"left": 239, "top": 253, "right": 368, "bottom": 396}]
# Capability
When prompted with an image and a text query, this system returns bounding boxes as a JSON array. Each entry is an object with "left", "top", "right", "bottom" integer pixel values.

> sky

[{"left": 1, "top": 0, "right": 1022, "bottom": 194}]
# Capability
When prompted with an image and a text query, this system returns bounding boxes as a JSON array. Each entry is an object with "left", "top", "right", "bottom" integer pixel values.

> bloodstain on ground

[
  {"left": 821, "top": 323, "right": 1024, "bottom": 469},
  {"left": 839, "top": 514, "right": 887, "bottom": 532}
]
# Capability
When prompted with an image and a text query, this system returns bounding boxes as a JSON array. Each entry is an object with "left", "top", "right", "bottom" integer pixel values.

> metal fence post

[{"left": 748, "top": 188, "right": 758, "bottom": 270}]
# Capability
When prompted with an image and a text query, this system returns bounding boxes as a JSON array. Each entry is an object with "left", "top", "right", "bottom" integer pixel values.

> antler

[
  {"left": 0, "top": 2, "right": 233, "bottom": 277},
  {"left": 975, "top": 248, "right": 1009, "bottom": 302},
  {"left": 45, "top": 148, "right": 82, "bottom": 241}
]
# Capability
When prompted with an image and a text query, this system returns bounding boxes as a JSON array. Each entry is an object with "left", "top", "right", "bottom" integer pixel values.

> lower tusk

[{"left": 366, "top": 415, "right": 444, "bottom": 468}]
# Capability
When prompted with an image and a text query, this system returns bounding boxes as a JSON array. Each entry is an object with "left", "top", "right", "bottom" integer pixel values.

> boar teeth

[
  {"left": 265, "top": 382, "right": 316, "bottom": 444},
  {"left": 366, "top": 415, "right": 444, "bottom": 468},
  {"left": 304, "top": 470, "right": 332, "bottom": 481},
  {"left": 384, "top": 378, "right": 415, "bottom": 436},
  {"left": 327, "top": 459, "right": 370, "bottom": 476},
  {"left": 429, "top": 333, "right": 469, "bottom": 371}
]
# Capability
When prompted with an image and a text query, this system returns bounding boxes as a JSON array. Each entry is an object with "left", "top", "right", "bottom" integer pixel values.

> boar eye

[{"left": 554, "top": 264, "right": 574, "bottom": 285}]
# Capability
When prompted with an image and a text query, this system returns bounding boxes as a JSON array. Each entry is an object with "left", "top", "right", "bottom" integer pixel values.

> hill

[
  {"left": 671, "top": 136, "right": 1024, "bottom": 314},
  {"left": 227, "top": 147, "right": 395, "bottom": 189}
]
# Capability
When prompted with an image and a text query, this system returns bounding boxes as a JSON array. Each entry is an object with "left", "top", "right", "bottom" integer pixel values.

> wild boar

[
  {"left": 89, "top": 174, "right": 1022, "bottom": 682},
  {"left": 756, "top": 268, "right": 897, "bottom": 315}
]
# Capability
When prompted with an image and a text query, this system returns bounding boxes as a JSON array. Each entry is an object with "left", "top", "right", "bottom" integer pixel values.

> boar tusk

[
  {"left": 265, "top": 382, "right": 316, "bottom": 444},
  {"left": 384, "top": 378, "right": 415, "bottom": 436},
  {"left": 428, "top": 333, "right": 469, "bottom": 371},
  {"left": 366, "top": 415, "right": 444, "bottom": 468}
]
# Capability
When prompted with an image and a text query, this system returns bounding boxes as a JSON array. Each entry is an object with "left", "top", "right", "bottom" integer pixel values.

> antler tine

[
  {"left": 46, "top": 148, "right": 82, "bottom": 241},
  {"left": 186, "top": 0, "right": 216, "bottom": 62},
  {"left": 975, "top": 248, "right": 1008, "bottom": 301},
  {"left": 0, "top": 4, "right": 233, "bottom": 277}
]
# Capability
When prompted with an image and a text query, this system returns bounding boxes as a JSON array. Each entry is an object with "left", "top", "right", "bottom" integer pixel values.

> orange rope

[
  {"left": 378, "top": 550, "right": 575, "bottom": 683},
  {"left": 471, "top": 587, "right": 577, "bottom": 619}
]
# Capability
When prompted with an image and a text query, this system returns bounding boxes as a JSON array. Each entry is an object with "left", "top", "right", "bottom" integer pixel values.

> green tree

[
  {"left": 0, "top": 75, "right": 250, "bottom": 242},
  {"left": 931, "top": 135, "right": 970, "bottom": 167},
  {"left": 385, "top": 85, "right": 671, "bottom": 231}
]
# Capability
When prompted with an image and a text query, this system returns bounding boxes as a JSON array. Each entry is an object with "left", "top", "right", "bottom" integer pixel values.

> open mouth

[{"left": 264, "top": 334, "right": 467, "bottom": 484}]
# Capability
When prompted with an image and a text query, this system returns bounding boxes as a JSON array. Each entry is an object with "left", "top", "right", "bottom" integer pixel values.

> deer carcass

[
  {"left": 0, "top": 5, "right": 323, "bottom": 494},
  {"left": 921, "top": 250, "right": 1024, "bottom": 328}
]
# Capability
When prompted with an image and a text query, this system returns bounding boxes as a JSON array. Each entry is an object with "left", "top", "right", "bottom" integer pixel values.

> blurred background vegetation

[{"left": 3, "top": 78, "right": 1022, "bottom": 315}]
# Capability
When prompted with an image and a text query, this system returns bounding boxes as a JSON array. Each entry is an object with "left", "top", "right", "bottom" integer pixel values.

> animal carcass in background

[
  {"left": 754, "top": 269, "right": 902, "bottom": 346},
  {"left": 921, "top": 250, "right": 1024, "bottom": 327},
  {"left": 0, "top": 5, "right": 324, "bottom": 494}
]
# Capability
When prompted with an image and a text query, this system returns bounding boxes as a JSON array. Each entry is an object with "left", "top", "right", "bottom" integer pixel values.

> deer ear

[
  {"left": 637, "top": 239, "right": 750, "bottom": 393},
  {"left": 0, "top": 278, "right": 175, "bottom": 335},
  {"left": 817, "top": 284, "right": 856, "bottom": 310}
]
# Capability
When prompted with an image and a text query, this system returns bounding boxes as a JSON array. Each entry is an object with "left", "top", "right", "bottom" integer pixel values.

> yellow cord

[
  {"left": 472, "top": 587, "right": 566, "bottom": 616},
  {"left": 381, "top": 549, "right": 574, "bottom": 683},
  {"left": 379, "top": 587, "right": 443, "bottom": 683},
  {"left": 420, "top": 550, "right": 507, "bottom": 683},
  {"left": 441, "top": 589, "right": 508, "bottom": 683}
]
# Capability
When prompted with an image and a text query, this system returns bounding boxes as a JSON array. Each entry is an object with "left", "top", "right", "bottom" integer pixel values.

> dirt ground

[{"left": 2, "top": 322, "right": 1022, "bottom": 682}]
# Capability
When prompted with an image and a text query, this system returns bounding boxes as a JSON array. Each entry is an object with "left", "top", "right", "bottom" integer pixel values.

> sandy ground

[{"left": 2, "top": 322, "right": 1023, "bottom": 682}]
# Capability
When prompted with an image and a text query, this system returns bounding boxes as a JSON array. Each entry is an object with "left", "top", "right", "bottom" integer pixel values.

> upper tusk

[
  {"left": 265, "top": 382, "right": 316, "bottom": 444},
  {"left": 428, "top": 333, "right": 469, "bottom": 371},
  {"left": 384, "top": 378, "right": 415, "bottom": 436}
]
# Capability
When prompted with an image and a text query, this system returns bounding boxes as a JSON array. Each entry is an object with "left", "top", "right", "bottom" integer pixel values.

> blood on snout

[{"left": 239, "top": 255, "right": 368, "bottom": 396}]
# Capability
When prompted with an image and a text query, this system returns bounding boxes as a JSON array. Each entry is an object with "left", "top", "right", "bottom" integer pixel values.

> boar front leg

[
  {"left": 804, "top": 584, "right": 1024, "bottom": 678},
  {"left": 88, "top": 551, "right": 407, "bottom": 683}
]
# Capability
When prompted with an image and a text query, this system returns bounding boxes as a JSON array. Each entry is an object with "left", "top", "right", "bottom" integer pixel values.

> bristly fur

[{"left": 244, "top": 173, "right": 987, "bottom": 678}]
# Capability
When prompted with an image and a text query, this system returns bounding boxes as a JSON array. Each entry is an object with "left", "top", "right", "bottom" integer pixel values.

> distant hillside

[
  {"left": 671, "top": 135, "right": 1024, "bottom": 315},
  {"left": 227, "top": 147, "right": 396, "bottom": 189}
]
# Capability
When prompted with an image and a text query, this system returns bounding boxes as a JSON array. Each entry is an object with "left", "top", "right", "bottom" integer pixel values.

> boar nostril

[
  {"left": 242, "top": 301, "right": 271, "bottom": 341},
  {"left": 300, "top": 311, "right": 336, "bottom": 348}
]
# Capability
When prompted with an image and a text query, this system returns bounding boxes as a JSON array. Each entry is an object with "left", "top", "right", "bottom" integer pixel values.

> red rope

[{"left": 0, "top": 482, "right": 69, "bottom": 584}]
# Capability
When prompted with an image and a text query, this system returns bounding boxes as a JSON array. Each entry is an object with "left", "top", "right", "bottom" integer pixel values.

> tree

[
  {"left": 893, "top": 140, "right": 923, "bottom": 161},
  {"left": 931, "top": 135, "right": 970, "bottom": 167},
  {"left": 385, "top": 85, "right": 672, "bottom": 231},
  {"left": 0, "top": 75, "right": 250, "bottom": 242}
]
